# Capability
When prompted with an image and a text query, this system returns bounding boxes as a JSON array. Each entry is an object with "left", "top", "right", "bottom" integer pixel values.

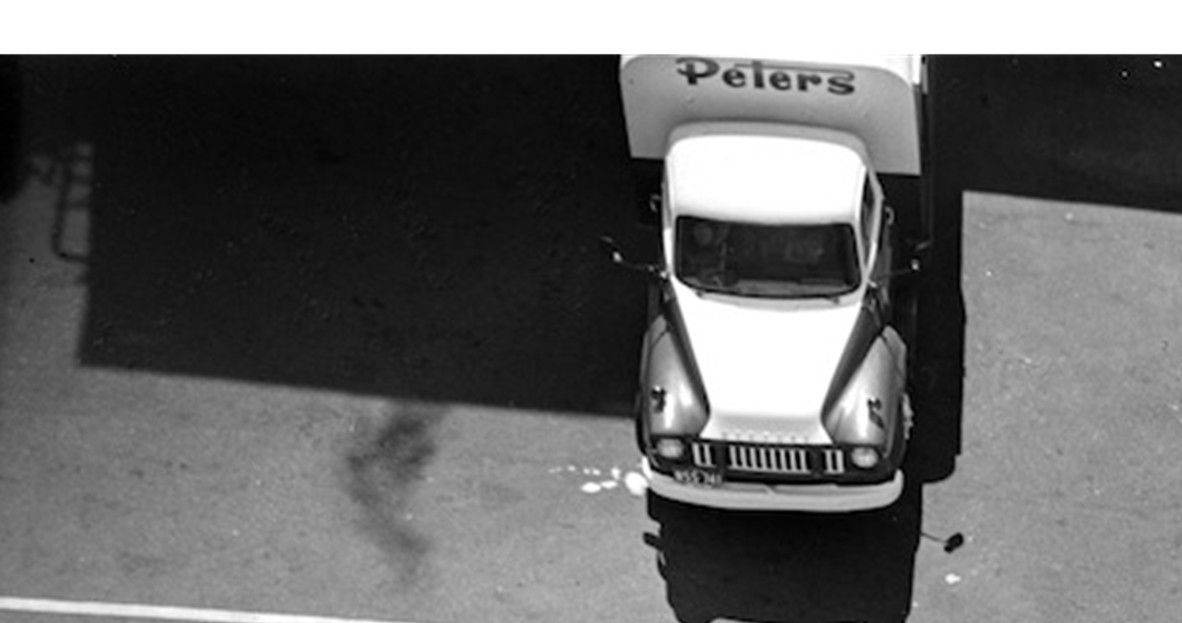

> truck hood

[{"left": 675, "top": 285, "right": 863, "bottom": 444}]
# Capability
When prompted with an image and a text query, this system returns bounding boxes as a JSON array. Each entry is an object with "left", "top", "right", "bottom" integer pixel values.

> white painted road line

[{"left": 0, "top": 597, "right": 423, "bottom": 623}]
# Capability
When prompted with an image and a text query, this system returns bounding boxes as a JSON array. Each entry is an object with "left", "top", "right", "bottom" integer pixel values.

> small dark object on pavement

[
  {"left": 921, "top": 530, "right": 965, "bottom": 553},
  {"left": 943, "top": 532, "right": 965, "bottom": 553}
]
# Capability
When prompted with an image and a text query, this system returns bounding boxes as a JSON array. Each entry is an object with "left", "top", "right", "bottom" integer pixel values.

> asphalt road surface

[{"left": 2, "top": 56, "right": 1182, "bottom": 623}]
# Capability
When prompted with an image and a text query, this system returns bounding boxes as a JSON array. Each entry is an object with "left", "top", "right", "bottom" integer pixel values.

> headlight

[
  {"left": 850, "top": 446, "right": 880, "bottom": 469},
  {"left": 654, "top": 437, "right": 686, "bottom": 461}
]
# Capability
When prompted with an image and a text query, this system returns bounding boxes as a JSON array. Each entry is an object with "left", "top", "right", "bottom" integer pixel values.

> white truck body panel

[
  {"left": 662, "top": 123, "right": 873, "bottom": 447},
  {"left": 675, "top": 288, "right": 863, "bottom": 445},
  {"left": 621, "top": 54, "right": 920, "bottom": 175},
  {"left": 665, "top": 123, "right": 869, "bottom": 225}
]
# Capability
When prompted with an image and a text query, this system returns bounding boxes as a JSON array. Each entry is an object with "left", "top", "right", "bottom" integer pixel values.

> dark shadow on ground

[
  {"left": 646, "top": 471, "right": 924, "bottom": 623},
  {"left": 12, "top": 56, "right": 648, "bottom": 415},
  {"left": 0, "top": 55, "right": 26, "bottom": 370},
  {"left": 904, "top": 56, "right": 968, "bottom": 485},
  {"left": 931, "top": 55, "right": 1182, "bottom": 214},
  {"left": 908, "top": 55, "right": 1182, "bottom": 484},
  {"left": 0, "top": 56, "right": 20, "bottom": 202}
]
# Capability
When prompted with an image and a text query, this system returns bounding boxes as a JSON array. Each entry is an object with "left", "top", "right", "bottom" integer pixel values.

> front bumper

[{"left": 642, "top": 458, "right": 904, "bottom": 512}]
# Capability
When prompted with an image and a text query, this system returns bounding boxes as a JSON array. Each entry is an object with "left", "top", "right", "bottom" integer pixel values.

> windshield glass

[{"left": 675, "top": 216, "right": 860, "bottom": 298}]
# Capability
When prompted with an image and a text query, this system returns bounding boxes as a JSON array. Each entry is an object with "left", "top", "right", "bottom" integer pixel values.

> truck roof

[
  {"left": 621, "top": 54, "right": 920, "bottom": 176},
  {"left": 666, "top": 123, "right": 866, "bottom": 224}
]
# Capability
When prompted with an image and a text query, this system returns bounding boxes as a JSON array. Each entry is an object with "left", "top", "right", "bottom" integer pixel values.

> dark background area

[{"left": 6, "top": 56, "right": 649, "bottom": 414}]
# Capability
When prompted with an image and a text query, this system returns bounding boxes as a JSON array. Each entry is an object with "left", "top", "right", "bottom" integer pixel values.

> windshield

[{"left": 675, "top": 216, "right": 860, "bottom": 298}]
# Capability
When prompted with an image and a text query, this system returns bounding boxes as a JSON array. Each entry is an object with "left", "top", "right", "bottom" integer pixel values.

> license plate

[{"left": 673, "top": 468, "right": 723, "bottom": 488}]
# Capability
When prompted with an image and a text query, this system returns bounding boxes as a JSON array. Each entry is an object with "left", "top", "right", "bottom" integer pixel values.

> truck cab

[{"left": 612, "top": 55, "right": 927, "bottom": 512}]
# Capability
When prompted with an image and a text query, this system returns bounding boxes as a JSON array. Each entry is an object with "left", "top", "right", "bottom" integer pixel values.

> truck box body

[{"left": 620, "top": 55, "right": 921, "bottom": 175}]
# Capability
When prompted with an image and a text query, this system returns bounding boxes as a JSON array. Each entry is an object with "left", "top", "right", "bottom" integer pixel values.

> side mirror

[
  {"left": 889, "top": 238, "right": 931, "bottom": 278},
  {"left": 884, "top": 257, "right": 922, "bottom": 280},
  {"left": 598, "top": 235, "right": 626, "bottom": 265},
  {"left": 598, "top": 235, "right": 666, "bottom": 280}
]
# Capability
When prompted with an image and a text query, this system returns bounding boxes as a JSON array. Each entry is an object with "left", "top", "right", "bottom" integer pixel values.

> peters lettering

[{"left": 675, "top": 56, "right": 855, "bottom": 95}]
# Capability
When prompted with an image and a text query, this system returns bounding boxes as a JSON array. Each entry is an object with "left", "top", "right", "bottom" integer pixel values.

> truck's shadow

[{"left": 645, "top": 473, "right": 923, "bottom": 623}]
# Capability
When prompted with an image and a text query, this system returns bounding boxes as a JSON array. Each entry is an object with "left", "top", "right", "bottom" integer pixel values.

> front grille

[
  {"left": 691, "top": 442, "right": 846, "bottom": 476},
  {"left": 730, "top": 445, "right": 810, "bottom": 474}
]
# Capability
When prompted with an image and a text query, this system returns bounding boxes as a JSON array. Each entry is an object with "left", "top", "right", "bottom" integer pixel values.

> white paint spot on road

[
  {"left": 624, "top": 471, "right": 648, "bottom": 496},
  {"left": 563, "top": 463, "right": 648, "bottom": 497},
  {"left": 945, "top": 573, "right": 962, "bottom": 585}
]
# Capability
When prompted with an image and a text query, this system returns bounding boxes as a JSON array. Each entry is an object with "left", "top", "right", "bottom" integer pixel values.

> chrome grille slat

[
  {"left": 823, "top": 448, "right": 844, "bottom": 474},
  {"left": 692, "top": 443, "right": 715, "bottom": 468}
]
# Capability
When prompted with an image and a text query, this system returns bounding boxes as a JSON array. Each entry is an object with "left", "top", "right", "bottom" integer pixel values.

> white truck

[{"left": 603, "top": 55, "right": 929, "bottom": 512}]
